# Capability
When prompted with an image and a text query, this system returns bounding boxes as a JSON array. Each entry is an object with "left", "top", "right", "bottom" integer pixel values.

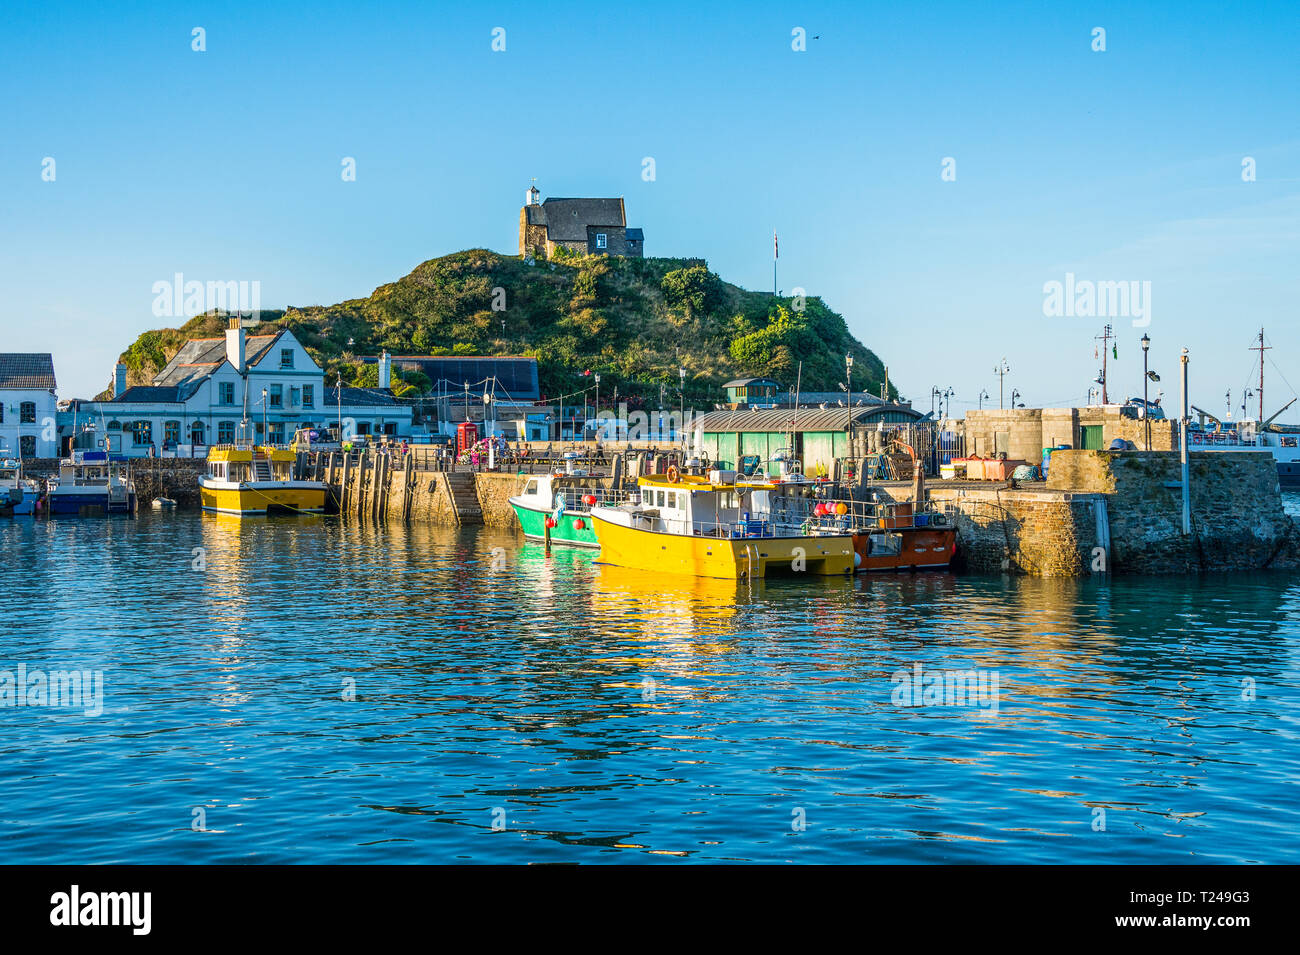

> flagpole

[{"left": 773, "top": 230, "right": 778, "bottom": 296}]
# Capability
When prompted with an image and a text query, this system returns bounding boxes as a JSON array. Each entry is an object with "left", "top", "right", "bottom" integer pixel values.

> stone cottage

[{"left": 518, "top": 185, "right": 643, "bottom": 258}]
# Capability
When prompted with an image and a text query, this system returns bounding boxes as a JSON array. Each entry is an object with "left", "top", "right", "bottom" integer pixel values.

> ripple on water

[{"left": 1, "top": 509, "right": 1298, "bottom": 863}]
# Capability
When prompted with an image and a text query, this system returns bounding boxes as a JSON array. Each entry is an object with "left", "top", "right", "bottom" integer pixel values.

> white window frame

[{"left": 595, "top": 233, "right": 607, "bottom": 249}]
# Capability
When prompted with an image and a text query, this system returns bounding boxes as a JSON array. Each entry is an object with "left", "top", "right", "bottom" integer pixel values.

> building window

[
  {"left": 269, "top": 384, "right": 283, "bottom": 407},
  {"left": 384, "top": 423, "right": 397, "bottom": 436},
  {"left": 302, "top": 384, "right": 314, "bottom": 408},
  {"left": 191, "top": 421, "right": 205, "bottom": 445},
  {"left": 131, "top": 421, "right": 152, "bottom": 446},
  {"left": 0, "top": 404, "right": 4, "bottom": 423},
  {"left": 218, "top": 421, "right": 235, "bottom": 444},
  {"left": 357, "top": 422, "right": 371, "bottom": 435},
  {"left": 280, "top": 348, "right": 294, "bottom": 368},
  {"left": 219, "top": 382, "right": 234, "bottom": 405},
  {"left": 20, "top": 401, "right": 36, "bottom": 423},
  {"left": 163, "top": 421, "right": 180, "bottom": 445},
  {"left": 595, "top": 233, "right": 607, "bottom": 249},
  {"left": 268, "top": 422, "right": 285, "bottom": 444},
  {"left": 20, "top": 436, "right": 36, "bottom": 458}
]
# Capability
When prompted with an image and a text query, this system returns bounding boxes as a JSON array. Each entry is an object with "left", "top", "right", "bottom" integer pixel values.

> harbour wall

[
  {"left": 316, "top": 452, "right": 530, "bottom": 527},
  {"left": 910, "top": 450, "right": 1300, "bottom": 576}
]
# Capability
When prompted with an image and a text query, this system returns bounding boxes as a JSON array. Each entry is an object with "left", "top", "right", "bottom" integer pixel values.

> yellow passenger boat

[
  {"left": 589, "top": 468, "right": 855, "bottom": 579},
  {"left": 199, "top": 445, "right": 327, "bottom": 516}
]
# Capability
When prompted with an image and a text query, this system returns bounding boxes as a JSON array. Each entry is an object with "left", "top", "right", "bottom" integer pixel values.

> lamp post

[
  {"left": 1141, "top": 333, "right": 1151, "bottom": 450},
  {"left": 594, "top": 372, "right": 601, "bottom": 439},
  {"left": 978, "top": 388, "right": 989, "bottom": 410},
  {"left": 942, "top": 387, "right": 954, "bottom": 419},
  {"left": 261, "top": 388, "right": 268, "bottom": 446},
  {"left": 1011, "top": 388, "right": 1022, "bottom": 408},
  {"left": 994, "top": 359, "right": 1010, "bottom": 409},
  {"left": 336, "top": 372, "right": 343, "bottom": 443},
  {"left": 1180, "top": 348, "right": 1190, "bottom": 534},
  {"left": 931, "top": 386, "right": 941, "bottom": 417}
]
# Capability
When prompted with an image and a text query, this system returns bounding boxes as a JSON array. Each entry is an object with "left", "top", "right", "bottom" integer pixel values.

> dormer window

[{"left": 280, "top": 348, "right": 294, "bottom": 368}]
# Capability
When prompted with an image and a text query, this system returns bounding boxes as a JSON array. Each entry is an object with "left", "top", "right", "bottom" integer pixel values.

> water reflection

[{"left": 1, "top": 509, "right": 1297, "bottom": 863}]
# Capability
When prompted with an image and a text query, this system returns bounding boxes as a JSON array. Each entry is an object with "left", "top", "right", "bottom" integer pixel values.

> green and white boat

[{"left": 509, "top": 473, "right": 623, "bottom": 548}]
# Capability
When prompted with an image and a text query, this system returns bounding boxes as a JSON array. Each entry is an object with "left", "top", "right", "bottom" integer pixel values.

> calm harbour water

[{"left": 2, "top": 503, "right": 1299, "bottom": 864}]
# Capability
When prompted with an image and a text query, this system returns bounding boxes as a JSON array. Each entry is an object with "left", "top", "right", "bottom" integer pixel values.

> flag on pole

[{"left": 774, "top": 231, "right": 778, "bottom": 260}]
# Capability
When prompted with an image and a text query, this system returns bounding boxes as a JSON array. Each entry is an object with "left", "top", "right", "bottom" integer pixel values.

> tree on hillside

[{"left": 661, "top": 266, "right": 723, "bottom": 322}]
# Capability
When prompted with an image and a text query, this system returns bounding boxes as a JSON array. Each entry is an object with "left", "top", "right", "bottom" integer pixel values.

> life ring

[{"left": 666, "top": 464, "right": 680, "bottom": 483}]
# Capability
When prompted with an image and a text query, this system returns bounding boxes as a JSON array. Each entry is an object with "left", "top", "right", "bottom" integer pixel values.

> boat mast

[{"left": 1250, "top": 327, "right": 1268, "bottom": 421}]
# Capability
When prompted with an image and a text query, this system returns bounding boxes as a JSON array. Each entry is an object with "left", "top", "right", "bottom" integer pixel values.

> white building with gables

[
  {"left": 64, "top": 321, "right": 411, "bottom": 457},
  {"left": 0, "top": 353, "right": 59, "bottom": 458}
]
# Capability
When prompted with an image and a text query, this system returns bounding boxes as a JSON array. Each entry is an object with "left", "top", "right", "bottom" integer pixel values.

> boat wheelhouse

[
  {"left": 590, "top": 470, "right": 855, "bottom": 579},
  {"left": 509, "top": 473, "right": 618, "bottom": 547},
  {"left": 45, "top": 451, "right": 136, "bottom": 516},
  {"left": 199, "top": 445, "right": 327, "bottom": 516},
  {"left": 0, "top": 456, "right": 40, "bottom": 516}
]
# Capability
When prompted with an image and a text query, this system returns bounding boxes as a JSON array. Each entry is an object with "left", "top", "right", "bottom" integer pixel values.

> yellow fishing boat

[
  {"left": 589, "top": 468, "right": 855, "bottom": 579},
  {"left": 199, "top": 445, "right": 327, "bottom": 516}
]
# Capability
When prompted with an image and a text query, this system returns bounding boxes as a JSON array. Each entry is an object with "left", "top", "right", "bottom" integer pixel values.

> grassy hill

[{"left": 109, "top": 250, "right": 896, "bottom": 406}]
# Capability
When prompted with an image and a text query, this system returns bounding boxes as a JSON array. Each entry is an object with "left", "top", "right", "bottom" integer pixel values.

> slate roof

[
  {"left": 326, "top": 387, "right": 402, "bottom": 407},
  {"left": 113, "top": 385, "right": 188, "bottom": 403},
  {"left": 0, "top": 353, "right": 57, "bottom": 390},
  {"left": 537, "top": 198, "right": 626, "bottom": 241},
  {"left": 625, "top": 228, "right": 644, "bottom": 242},
  {"left": 152, "top": 333, "right": 285, "bottom": 386},
  {"left": 376, "top": 356, "right": 541, "bottom": 401}
]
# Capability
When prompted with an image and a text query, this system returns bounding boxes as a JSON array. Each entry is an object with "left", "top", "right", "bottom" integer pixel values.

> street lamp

[
  {"left": 1141, "top": 333, "right": 1151, "bottom": 450},
  {"left": 931, "top": 386, "right": 942, "bottom": 417},
  {"left": 978, "top": 388, "right": 989, "bottom": 410},
  {"left": 261, "top": 387, "right": 268, "bottom": 446},
  {"left": 942, "top": 387, "right": 954, "bottom": 419},
  {"left": 1011, "top": 388, "right": 1022, "bottom": 408},
  {"left": 994, "top": 359, "right": 1010, "bottom": 409},
  {"left": 336, "top": 371, "right": 342, "bottom": 443},
  {"left": 594, "top": 372, "right": 601, "bottom": 435}
]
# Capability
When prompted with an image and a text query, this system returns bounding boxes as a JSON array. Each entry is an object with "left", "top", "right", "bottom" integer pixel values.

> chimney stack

[
  {"left": 225, "top": 316, "right": 246, "bottom": 374},
  {"left": 114, "top": 362, "right": 127, "bottom": 398},
  {"left": 378, "top": 351, "right": 392, "bottom": 390}
]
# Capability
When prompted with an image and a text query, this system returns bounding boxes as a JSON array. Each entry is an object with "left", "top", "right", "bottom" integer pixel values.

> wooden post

[
  {"left": 341, "top": 452, "right": 351, "bottom": 512},
  {"left": 355, "top": 453, "right": 368, "bottom": 519},
  {"left": 404, "top": 453, "right": 414, "bottom": 522}
]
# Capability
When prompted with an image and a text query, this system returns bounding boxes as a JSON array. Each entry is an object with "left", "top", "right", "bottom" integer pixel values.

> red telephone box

[{"left": 457, "top": 421, "right": 479, "bottom": 456}]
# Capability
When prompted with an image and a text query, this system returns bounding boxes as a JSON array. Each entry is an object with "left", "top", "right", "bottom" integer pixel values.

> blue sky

[{"left": 2, "top": 0, "right": 1297, "bottom": 417}]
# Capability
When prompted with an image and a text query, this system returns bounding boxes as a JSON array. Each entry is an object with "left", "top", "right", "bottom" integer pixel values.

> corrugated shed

[{"left": 693, "top": 406, "right": 915, "bottom": 433}]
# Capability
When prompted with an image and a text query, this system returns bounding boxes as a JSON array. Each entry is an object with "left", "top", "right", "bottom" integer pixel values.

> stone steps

[{"left": 442, "top": 472, "right": 482, "bottom": 524}]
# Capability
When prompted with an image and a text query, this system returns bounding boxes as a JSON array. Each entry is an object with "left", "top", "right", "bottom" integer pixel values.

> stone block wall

[
  {"left": 1047, "top": 449, "right": 1299, "bottom": 573},
  {"left": 473, "top": 472, "right": 530, "bottom": 527},
  {"left": 920, "top": 486, "right": 1103, "bottom": 576},
  {"left": 966, "top": 407, "right": 1177, "bottom": 460}
]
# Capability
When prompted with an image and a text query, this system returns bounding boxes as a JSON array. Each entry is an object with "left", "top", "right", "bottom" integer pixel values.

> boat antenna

[{"left": 790, "top": 360, "right": 802, "bottom": 462}]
